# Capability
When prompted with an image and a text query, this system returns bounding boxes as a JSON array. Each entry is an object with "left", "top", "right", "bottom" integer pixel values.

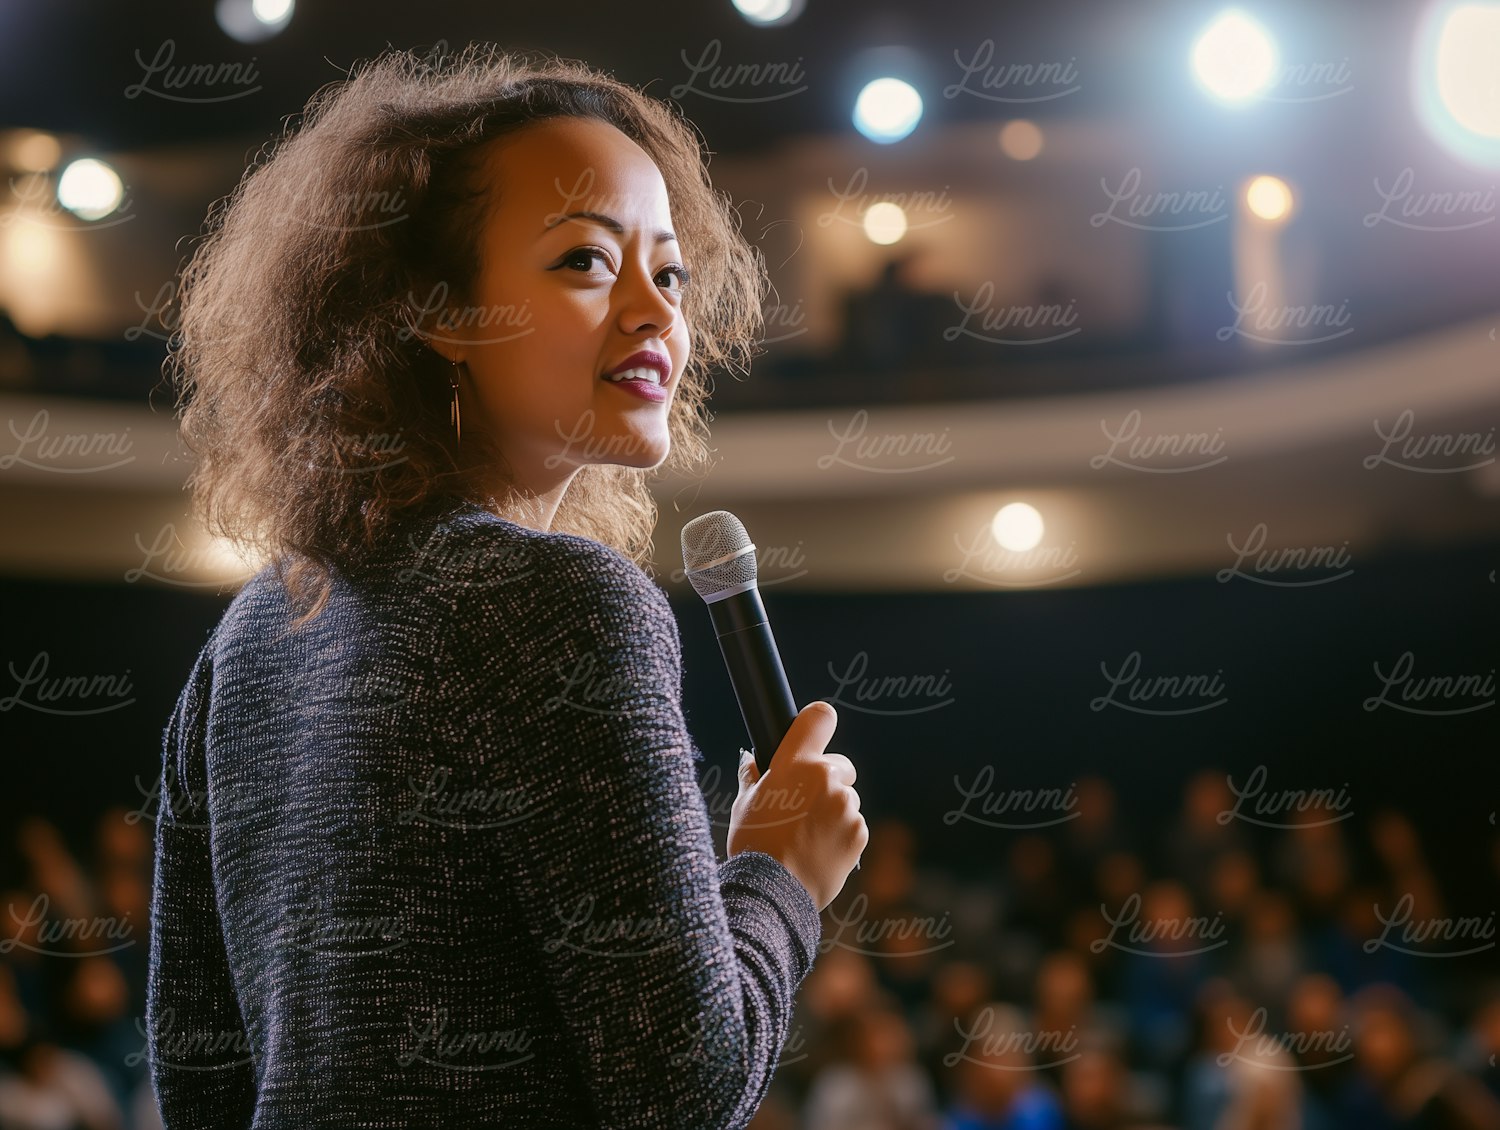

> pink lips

[
  {"left": 603, "top": 375, "right": 668, "bottom": 402},
  {"left": 601, "top": 349, "right": 671, "bottom": 403}
]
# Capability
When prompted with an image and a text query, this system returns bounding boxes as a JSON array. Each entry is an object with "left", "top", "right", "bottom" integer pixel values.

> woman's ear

[{"left": 423, "top": 337, "right": 461, "bottom": 366}]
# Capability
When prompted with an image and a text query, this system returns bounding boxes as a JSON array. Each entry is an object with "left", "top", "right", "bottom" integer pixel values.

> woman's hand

[{"left": 727, "top": 702, "right": 868, "bottom": 912}]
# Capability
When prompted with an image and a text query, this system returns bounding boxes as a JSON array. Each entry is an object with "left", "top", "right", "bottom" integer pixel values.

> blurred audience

[
  {"left": 3, "top": 770, "right": 1493, "bottom": 1129},
  {"left": 941, "top": 1002, "right": 1065, "bottom": 1130}
]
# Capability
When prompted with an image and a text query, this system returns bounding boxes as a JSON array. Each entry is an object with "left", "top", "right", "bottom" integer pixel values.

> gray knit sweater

[{"left": 145, "top": 499, "right": 823, "bottom": 1128}]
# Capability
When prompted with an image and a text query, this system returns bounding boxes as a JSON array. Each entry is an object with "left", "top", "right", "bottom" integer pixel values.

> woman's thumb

[{"left": 737, "top": 748, "right": 760, "bottom": 789}]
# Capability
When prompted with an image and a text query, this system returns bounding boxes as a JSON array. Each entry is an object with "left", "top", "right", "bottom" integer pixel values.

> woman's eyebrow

[{"left": 539, "top": 210, "right": 677, "bottom": 245}]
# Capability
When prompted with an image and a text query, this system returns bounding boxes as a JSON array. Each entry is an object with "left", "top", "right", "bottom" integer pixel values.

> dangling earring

[{"left": 448, "top": 359, "right": 465, "bottom": 446}]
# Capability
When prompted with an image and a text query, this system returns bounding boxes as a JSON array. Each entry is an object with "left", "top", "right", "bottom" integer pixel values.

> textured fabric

[{"left": 146, "top": 499, "right": 823, "bottom": 1129}]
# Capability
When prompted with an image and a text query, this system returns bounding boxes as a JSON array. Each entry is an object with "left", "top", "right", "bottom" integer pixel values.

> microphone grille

[{"left": 680, "top": 510, "right": 758, "bottom": 599}]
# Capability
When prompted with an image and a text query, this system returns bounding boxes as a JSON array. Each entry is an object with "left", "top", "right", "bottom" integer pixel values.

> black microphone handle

[{"left": 707, "top": 586, "right": 799, "bottom": 766}]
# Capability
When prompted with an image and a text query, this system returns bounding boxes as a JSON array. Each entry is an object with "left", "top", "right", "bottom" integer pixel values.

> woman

[{"left": 147, "top": 44, "right": 867, "bottom": 1129}]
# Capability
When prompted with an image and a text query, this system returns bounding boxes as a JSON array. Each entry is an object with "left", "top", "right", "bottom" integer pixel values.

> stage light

[
  {"left": 1244, "top": 175, "right": 1293, "bottom": 222},
  {"left": 1437, "top": 4, "right": 1500, "bottom": 136},
  {"left": 862, "top": 202, "right": 907, "bottom": 244},
  {"left": 1192, "top": 9, "right": 1279, "bottom": 103},
  {"left": 853, "top": 78, "right": 923, "bottom": 143},
  {"left": 215, "top": 0, "right": 293, "bottom": 43},
  {"left": 253, "top": 0, "right": 293, "bottom": 21},
  {"left": 992, "top": 503, "right": 1044, "bottom": 552},
  {"left": 999, "top": 120, "right": 1045, "bottom": 161},
  {"left": 731, "top": 0, "right": 803, "bottom": 26},
  {"left": 56, "top": 158, "right": 124, "bottom": 221},
  {"left": 1415, "top": 1, "right": 1500, "bottom": 166}
]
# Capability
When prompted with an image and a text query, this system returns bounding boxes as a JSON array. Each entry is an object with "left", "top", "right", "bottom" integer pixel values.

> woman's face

[{"left": 434, "top": 116, "right": 692, "bottom": 504}]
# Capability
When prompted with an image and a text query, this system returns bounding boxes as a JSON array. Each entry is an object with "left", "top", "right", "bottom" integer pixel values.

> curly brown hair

[{"left": 167, "top": 42, "right": 766, "bottom": 625}]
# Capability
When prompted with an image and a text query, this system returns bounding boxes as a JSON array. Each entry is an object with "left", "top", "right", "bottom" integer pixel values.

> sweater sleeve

[
  {"left": 429, "top": 530, "right": 822, "bottom": 1130},
  {"left": 145, "top": 641, "right": 257, "bottom": 1130}
]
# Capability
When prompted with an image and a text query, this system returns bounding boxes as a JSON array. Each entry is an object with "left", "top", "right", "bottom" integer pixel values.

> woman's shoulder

[
  {"left": 386, "top": 502, "right": 685, "bottom": 703},
  {"left": 207, "top": 499, "right": 675, "bottom": 676},
  {"left": 389, "top": 500, "right": 669, "bottom": 618}
]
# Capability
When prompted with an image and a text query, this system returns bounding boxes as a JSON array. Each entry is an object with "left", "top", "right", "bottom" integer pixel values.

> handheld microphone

[{"left": 680, "top": 511, "right": 798, "bottom": 768}]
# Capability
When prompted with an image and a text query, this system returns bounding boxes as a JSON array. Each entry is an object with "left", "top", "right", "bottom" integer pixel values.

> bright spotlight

[
  {"left": 216, "top": 0, "right": 293, "bottom": 43},
  {"left": 1244, "top": 175, "right": 1294, "bottom": 222},
  {"left": 999, "top": 120, "right": 1045, "bottom": 161},
  {"left": 992, "top": 503, "right": 1044, "bottom": 552},
  {"left": 1192, "top": 9, "right": 1279, "bottom": 103},
  {"left": 1416, "top": 2, "right": 1500, "bottom": 166},
  {"left": 1437, "top": 4, "right": 1500, "bottom": 136},
  {"left": 853, "top": 78, "right": 923, "bottom": 143},
  {"left": 731, "top": 0, "right": 803, "bottom": 25},
  {"left": 56, "top": 158, "right": 124, "bottom": 221},
  {"left": 862, "top": 202, "right": 908, "bottom": 244}
]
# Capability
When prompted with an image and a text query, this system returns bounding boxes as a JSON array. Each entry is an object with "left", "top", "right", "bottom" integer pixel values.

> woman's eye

[
  {"left": 560, "top": 248, "right": 691, "bottom": 293},
  {"left": 563, "top": 248, "right": 610, "bottom": 273},
  {"left": 659, "top": 265, "right": 692, "bottom": 293}
]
